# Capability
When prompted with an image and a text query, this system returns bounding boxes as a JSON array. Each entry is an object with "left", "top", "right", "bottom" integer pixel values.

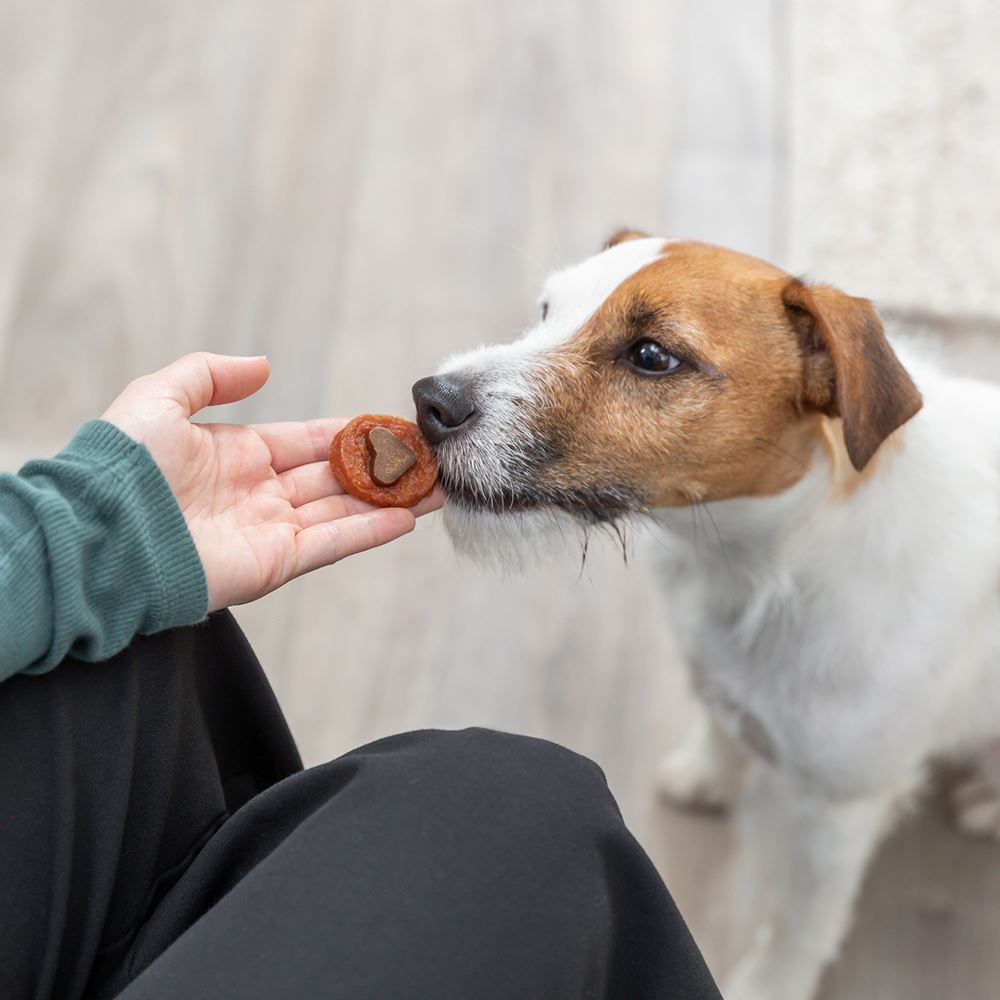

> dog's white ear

[
  {"left": 602, "top": 228, "right": 650, "bottom": 250},
  {"left": 782, "top": 278, "right": 923, "bottom": 471}
]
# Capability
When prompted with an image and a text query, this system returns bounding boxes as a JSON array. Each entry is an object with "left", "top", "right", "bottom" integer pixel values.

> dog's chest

[{"left": 658, "top": 555, "right": 914, "bottom": 793}]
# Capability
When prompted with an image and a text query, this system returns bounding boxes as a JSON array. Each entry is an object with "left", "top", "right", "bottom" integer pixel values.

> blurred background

[{"left": 2, "top": 1, "right": 1000, "bottom": 995}]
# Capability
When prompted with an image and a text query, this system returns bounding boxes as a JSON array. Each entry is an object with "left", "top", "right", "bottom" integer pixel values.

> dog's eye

[
  {"left": 626, "top": 339, "right": 683, "bottom": 374},
  {"left": 540, "top": 301, "right": 549, "bottom": 321}
]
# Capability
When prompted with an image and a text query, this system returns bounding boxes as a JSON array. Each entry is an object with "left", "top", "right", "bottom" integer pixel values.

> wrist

[{"left": 69, "top": 420, "right": 209, "bottom": 629}]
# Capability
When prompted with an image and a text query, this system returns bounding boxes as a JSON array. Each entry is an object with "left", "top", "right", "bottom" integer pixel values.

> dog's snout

[{"left": 412, "top": 375, "right": 477, "bottom": 444}]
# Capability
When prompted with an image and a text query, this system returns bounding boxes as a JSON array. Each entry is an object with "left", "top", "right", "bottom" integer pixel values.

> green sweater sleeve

[{"left": 0, "top": 420, "right": 208, "bottom": 682}]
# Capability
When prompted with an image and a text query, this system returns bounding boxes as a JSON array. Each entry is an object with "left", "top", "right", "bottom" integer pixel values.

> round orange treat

[{"left": 329, "top": 414, "right": 437, "bottom": 508}]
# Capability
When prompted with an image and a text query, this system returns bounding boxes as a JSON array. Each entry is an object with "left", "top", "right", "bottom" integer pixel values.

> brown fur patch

[
  {"left": 782, "top": 280, "right": 923, "bottom": 470},
  {"left": 528, "top": 242, "right": 833, "bottom": 507}
]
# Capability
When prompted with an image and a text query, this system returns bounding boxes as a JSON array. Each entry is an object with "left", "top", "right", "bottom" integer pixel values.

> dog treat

[
  {"left": 329, "top": 414, "right": 437, "bottom": 507},
  {"left": 368, "top": 426, "right": 417, "bottom": 486}
]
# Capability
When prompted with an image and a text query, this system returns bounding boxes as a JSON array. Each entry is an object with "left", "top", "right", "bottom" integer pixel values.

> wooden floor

[{"left": 2, "top": 2, "right": 1000, "bottom": 996}]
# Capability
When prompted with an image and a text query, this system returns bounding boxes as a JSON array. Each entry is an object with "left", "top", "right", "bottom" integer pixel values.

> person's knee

[
  {"left": 366, "top": 727, "right": 617, "bottom": 838},
  {"left": 442, "top": 726, "right": 606, "bottom": 787}
]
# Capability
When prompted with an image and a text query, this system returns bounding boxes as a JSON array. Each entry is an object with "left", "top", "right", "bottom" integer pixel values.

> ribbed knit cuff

[{"left": 64, "top": 420, "right": 209, "bottom": 631}]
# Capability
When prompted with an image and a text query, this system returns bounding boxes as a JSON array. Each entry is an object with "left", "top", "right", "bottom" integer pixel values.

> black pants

[{"left": 0, "top": 610, "right": 720, "bottom": 1000}]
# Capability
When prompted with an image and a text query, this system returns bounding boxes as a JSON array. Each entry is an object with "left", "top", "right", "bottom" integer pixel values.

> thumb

[{"left": 157, "top": 352, "right": 270, "bottom": 416}]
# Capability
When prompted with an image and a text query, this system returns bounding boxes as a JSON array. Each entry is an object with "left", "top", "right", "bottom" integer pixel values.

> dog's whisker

[
  {"left": 753, "top": 436, "right": 808, "bottom": 472},
  {"left": 610, "top": 520, "right": 629, "bottom": 565},
  {"left": 699, "top": 501, "right": 734, "bottom": 579},
  {"left": 577, "top": 529, "right": 590, "bottom": 578}
]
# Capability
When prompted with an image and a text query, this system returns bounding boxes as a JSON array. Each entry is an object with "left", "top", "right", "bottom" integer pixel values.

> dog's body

[
  {"left": 412, "top": 234, "right": 1000, "bottom": 1000},
  {"left": 655, "top": 340, "right": 1000, "bottom": 998}
]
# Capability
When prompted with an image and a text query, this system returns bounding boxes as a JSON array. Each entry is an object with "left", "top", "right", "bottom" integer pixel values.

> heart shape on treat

[{"left": 367, "top": 426, "right": 417, "bottom": 486}]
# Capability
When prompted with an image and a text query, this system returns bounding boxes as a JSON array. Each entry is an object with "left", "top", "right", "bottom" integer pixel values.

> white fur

[
  {"left": 435, "top": 243, "right": 1000, "bottom": 1000},
  {"left": 441, "top": 503, "right": 589, "bottom": 573}
]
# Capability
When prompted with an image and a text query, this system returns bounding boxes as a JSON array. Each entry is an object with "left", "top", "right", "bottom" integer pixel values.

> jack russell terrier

[{"left": 411, "top": 231, "right": 1000, "bottom": 1000}]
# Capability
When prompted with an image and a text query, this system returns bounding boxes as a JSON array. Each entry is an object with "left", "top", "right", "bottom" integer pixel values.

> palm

[
  {"left": 102, "top": 354, "right": 440, "bottom": 611},
  {"left": 171, "top": 421, "right": 307, "bottom": 606}
]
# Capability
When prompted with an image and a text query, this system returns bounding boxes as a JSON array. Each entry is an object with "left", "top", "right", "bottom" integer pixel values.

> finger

[
  {"left": 410, "top": 483, "right": 445, "bottom": 516},
  {"left": 279, "top": 461, "right": 346, "bottom": 506},
  {"left": 295, "top": 493, "right": 376, "bottom": 528},
  {"left": 252, "top": 418, "right": 349, "bottom": 473},
  {"left": 296, "top": 480, "right": 443, "bottom": 527},
  {"left": 150, "top": 353, "right": 271, "bottom": 416},
  {"left": 294, "top": 509, "right": 416, "bottom": 576},
  {"left": 284, "top": 462, "right": 444, "bottom": 515}
]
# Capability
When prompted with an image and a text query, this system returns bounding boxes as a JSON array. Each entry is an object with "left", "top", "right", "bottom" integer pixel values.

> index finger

[{"left": 251, "top": 418, "right": 348, "bottom": 473}]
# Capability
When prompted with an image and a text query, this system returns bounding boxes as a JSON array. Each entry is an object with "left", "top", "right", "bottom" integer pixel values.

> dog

[{"left": 411, "top": 231, "right": 1000, "bottom": 1000}]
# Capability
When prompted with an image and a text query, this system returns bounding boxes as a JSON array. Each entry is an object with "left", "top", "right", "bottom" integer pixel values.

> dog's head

[{"left": 413, "top": 232, "right": 922, "bottom": 564}]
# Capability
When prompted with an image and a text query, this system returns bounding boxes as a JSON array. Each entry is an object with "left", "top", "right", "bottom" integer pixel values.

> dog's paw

[
  {"left": 951, "top": 771, "right": 1000, "bottom": 841},
  {"left": 655, "top": 741, "right": 739, "bottom": 812}
]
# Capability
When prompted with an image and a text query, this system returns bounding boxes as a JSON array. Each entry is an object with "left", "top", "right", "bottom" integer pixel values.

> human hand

[{"left": 102, "top": 353, "right": 442, "bottom": 611}]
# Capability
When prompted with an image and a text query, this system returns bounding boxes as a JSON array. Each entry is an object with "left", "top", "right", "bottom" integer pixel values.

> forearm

[{"left": 0, "top": 421, "right": 207, "bottom": 682}]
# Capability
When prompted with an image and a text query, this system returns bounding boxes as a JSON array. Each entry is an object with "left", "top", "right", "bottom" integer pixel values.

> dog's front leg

[
  {"left": 724, "top": 773, "right": 896, "bottom": 1000},
  {"left": 656, "top": 704, "right": 745, "bottom": 811}
]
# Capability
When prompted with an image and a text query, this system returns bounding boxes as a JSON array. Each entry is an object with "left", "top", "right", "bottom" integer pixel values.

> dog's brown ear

[
  {"left": 782, "top": 278, "right": 922, "bottom": 471},
  {"left": 603, "top": 228, "right": 650, "bottom": 250}
]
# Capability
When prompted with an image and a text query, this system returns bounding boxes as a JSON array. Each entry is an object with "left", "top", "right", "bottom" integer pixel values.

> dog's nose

[{"left": 412, "top": 375, "right": 477, "bottom": 444}]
